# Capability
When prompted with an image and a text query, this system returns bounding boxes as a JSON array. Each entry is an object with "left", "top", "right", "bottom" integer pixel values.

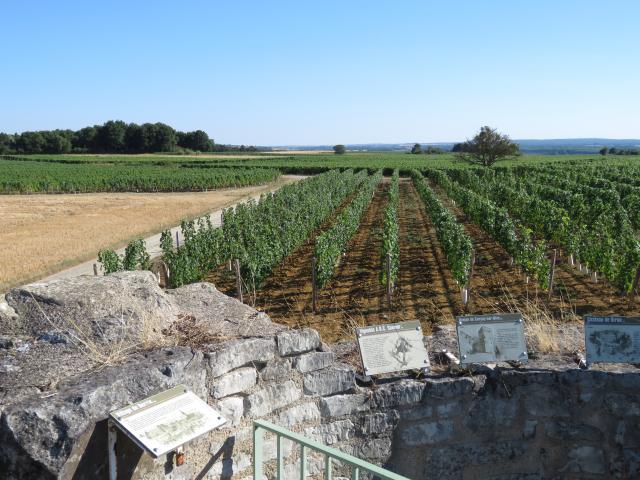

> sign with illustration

[
  {"left": 109, "top": 385, "right": 226, "bottom": 458},
  {"left": 456, "top": 313, "right": 528, "bottom": 365},
  {"left": 356, "top": 320, "right": 430, "bottom": 376},
  {"left": 584, "top": 316, "right": 640, "bottom": 365}
]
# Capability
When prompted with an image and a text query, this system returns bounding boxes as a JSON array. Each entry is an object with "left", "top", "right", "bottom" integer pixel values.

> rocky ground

[{"left": 2, "top": 272, "right": 640, "bottom": 479}]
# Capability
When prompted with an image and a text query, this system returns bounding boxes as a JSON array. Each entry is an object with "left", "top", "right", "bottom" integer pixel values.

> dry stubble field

[{"left": 0, "top": 176, "right": 298, "bottom": 292}]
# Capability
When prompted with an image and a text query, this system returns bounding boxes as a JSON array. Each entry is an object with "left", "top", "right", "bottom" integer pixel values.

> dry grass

[
  {"left": 28, "top": 292, "right": 171, "bottom": 368},
  {"left": 0, "top": 177, "right": 299, "bottom": 292},
  {"left": 162, "top": 314, "right": 230, "bottom": 349},
  {"left": 478, "top": 287, "right": 582, "bottom": 355}
]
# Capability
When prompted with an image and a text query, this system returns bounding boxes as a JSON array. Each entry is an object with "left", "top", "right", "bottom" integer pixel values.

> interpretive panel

[
  {"left": 584, "top": 315, "right": 640, "bottom": 365},
  {"left": 356, "top": 320, "right": 430, "bottom": 376},
  {"left": 456, "top": 313, "right": 528, "bottom": 364},
  {"left": 109, "top": 385, "right": 226, "bottom": 457}
]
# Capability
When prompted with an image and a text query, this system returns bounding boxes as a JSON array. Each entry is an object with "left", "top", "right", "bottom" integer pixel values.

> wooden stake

[
  {"left": 175, "top": 231, "right": 180, "bottom": 249},
  {"left": 234, "top": 259, "right": 243, "bottom": 303},
  {"left": 93, "top": 263, "right": 98, "bottom": 276},
  {"left": 468, "top": 249, "right": 476, "bottom": 294},
  {"left": 631, "top": 267, "right": 640, "bottom": 299},
  {"left": 548, "top": 249, "right": 557, "bottom": 299},
  {"left": 311, "top": 257, "right": 318, "bottom": 314},
  {"left": 386, "top": 253, "right": 392, "bottom": 306}
]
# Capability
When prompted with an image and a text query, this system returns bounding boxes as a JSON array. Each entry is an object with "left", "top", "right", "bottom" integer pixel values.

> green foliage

[
  {"left": 410, "top": 144, "right": 422, "bottom": 154},
  {"left": 411, "top": 170, "right": 472, "bottom": 287},
  {"left": 473, "top": 163, "right": 640, "bottom": 293},
  {"left": 315, "top": 170, "right": 383, "bottom": 288},
  {"left": 380, "top": 170, "right": 399, "bottom": 287},
  {"left": 161, "top": 170, "right": 367, "bottom": 288},
  {"left": 427, "top": 169, "right": 549, "bottom": 289},
  {"left": 97, "top": 238, "right": 150, "bottom": 274},
  {"left": 456, "top": 126, "right": 520, "bottom": 167},
  {"left": 0, "top": 120, "right": 255, "bottom": 154},
  {"left": 333, "top": 144, "right": 346, "bottom": 155},
  {"left": 0, "top": 160, "right": 279, "bottom": 193},
  {"left": 122, "top": 238, "right": 151, "bottom": 271},
  {"left": 97, "top": 249, "right": 122, "bottom": 274}
]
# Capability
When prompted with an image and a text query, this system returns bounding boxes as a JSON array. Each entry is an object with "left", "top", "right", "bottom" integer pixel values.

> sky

[{"left": 1, "top": 1, "right": 639, "bottom": 145}]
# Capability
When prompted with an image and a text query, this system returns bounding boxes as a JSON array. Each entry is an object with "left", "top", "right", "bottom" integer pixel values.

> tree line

[
  {"left": 599, "top": 147, "right": 639, "bottom": 156},
  {"left": 0, "top": 120, "right": 257, "bottom": 155}
]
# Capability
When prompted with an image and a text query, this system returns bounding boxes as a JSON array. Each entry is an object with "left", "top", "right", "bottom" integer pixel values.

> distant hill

[{"left": 267, "top": 139, "right": 640, "bottom": 155}]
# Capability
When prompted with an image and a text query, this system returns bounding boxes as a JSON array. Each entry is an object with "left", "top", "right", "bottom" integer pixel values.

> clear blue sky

[{"left": 1, "top": 1, "right": 638, "bottom": 145}]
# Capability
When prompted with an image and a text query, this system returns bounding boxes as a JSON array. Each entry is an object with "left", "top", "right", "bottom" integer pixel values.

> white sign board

[
  {"left": 356, "top": 320, "right": 430, "bottom": 376},
  {"left": 109, "top": 385, "right": 226, "bottom": 457},
  {"left": 585, "top": 316, "right": 640, "bottom": 365},
  {"left": 457, "top": 313, "right": 528, "bottom": 364}
]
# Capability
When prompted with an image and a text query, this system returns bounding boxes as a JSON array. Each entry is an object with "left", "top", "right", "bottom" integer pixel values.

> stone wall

[{"left": 1, "top": 272, "right": 640, "bottom": 479}]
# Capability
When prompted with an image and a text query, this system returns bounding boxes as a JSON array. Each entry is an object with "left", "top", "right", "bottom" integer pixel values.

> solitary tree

[
  {"left": 599, "top": 147, "right": 608, "bottom": 156},
  {"left": 333, "top": 144, "right": 346, "bottom": 155},
  {"left": 411, "top": 143, "right": 422, "bottom": 154},
  {"left": 456, "top": 126, "right": 519, "bottom": 167}
]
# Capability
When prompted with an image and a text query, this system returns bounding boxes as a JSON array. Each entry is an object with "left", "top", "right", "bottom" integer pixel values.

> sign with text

[
  {"left": 109, "top": 385, "right": 226, "bottom": 458},
  {"left": 456, "top": 313, "right": 528, "bottom": 364},
  {"left": 356, "top": 320, "right": 430, "bottom": 376},
  {"left": 584, "top": 316, "right": 640, "bottom": 365}
]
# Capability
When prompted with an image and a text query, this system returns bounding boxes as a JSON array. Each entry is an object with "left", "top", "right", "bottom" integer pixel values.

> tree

[
  {"left": 0, "top": 133, "right": 13, "bottom": 154},
  {"left": 124, "top": 123, "right": 145, "bottom": 152},
  {"left": 95, "top": 120, "right": 127, "bottom": 152},
  {"left": 411, "top": 143, "right": 422, "bottom": 154},
  {"left": 73, "top": 126, "right": 98, "bottom": 152},
  {"left": 333, "top": 144, "right": 346, "bottom": 155},
  {"left": 456, "top": 126, "right": 519, "bottom": 167},
  {"left": 15, "top": 131, "right": 46, "bottom": 153},
  {"left": 178, "top": 130, "right": 210, "bottom": 151},
  {"left": 608, "top": 147, "right": 617, "bottom": 155},
  {"left": 599, "top": 147, "right": 608, "bottom": 156}
]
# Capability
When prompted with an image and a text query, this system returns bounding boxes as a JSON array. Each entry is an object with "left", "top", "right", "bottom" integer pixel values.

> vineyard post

[
  {"left": 312, "top": 257, "right": 318, "bottom": 314},
  {"left": 631, "top": 267, "right": 640, "bottom": 299},
  {"left": 234, "top": 259, "right": 243, "bottom": 303},
  {"left": 548, "top": 249, "right": 557, "bottom": 298},
  {"left": 93, "top": 263, "right": 98, "bottom": 276},
  {"left": 175, "top": 231, "right": 180, "bottom": 249},
  {"left": 386, "top": 252, "right": 392, "bottom": 306},
  {"left": 462, "top": 248, "right": 476, "bottom": 305}
]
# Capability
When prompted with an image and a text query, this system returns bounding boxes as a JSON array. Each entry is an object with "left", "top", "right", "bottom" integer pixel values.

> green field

[{"left": 1, "top": 152, "right": 639, "bottom": 193}]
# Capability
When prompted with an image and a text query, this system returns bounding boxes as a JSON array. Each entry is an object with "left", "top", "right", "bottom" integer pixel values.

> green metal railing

[{"left": 253, "top": 419, "right": 411, "bottom": 480}]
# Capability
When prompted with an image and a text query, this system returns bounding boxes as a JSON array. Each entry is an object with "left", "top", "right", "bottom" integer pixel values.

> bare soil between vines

[{"left": 209, "top": 177, "right": 640, "bottom": 343}]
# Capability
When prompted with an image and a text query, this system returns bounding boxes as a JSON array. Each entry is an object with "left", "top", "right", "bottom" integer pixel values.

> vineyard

[
  {"left": 97, "top": 158, "right": 640, "bottom": 340},
  {"left": 0, "top": 159, "right": 279, "bottom": 193}
]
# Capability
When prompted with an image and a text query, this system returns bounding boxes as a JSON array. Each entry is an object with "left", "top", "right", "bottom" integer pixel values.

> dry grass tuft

[
  {"left": 478, "top": 287, "right": 582, "bottom": 355},
  {"left": 161, "top": 314, "right": 230, "bottom": 349}
]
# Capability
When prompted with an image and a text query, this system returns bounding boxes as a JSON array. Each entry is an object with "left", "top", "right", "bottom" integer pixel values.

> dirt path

[
  {"left": 390, "top": 179, "right": 462, "bottom": 329},
  {"left": 304, "top": 183, "right": 389, "bottom": 342}
]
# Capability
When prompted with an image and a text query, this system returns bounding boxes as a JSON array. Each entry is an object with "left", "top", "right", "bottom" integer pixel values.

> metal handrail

[{"left": 253, "top": 419, "right": 411, "bottom": 480}]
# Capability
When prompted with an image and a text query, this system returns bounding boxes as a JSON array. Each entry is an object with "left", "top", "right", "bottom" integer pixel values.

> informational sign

[
  {"left": 584, "top": 316, "right": 640, "bottom": 365},
  {"left": 356, "top": 320, "right": 430, "bottom": 376},
  {"left": 456, "top": 313, "right": 528, "bottom": 365},
  {"left": 109, "top": 385, "right": 226, "bottom": 458}
]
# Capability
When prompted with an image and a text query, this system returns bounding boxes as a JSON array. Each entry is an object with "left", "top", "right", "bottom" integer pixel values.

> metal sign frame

[
  {"left": 356, "top": 320, "right": 430, "bottom": 376},
  {"left": 584, "top": 315, "right": 640, "bottom": 366},
  {"left": 456, "top": 313, "right": 528, "bottom": 365}
]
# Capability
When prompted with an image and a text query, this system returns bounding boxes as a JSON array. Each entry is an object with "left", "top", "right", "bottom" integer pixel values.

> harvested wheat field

[{"left": 0, "top": 176, "right": 299, "bottom": 292}]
